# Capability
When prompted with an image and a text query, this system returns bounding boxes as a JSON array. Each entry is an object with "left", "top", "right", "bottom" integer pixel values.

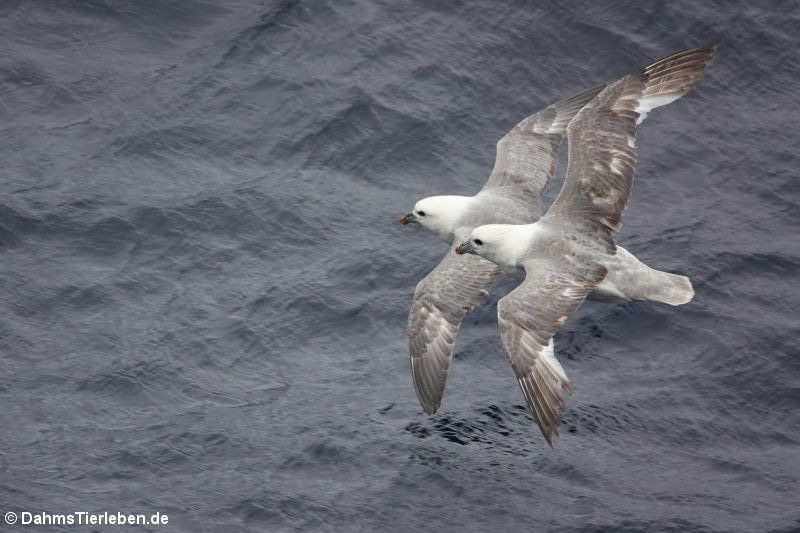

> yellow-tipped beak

[
  {"left": 399, "top": 213, "right": 418, "bottom": 225},
  {"left": 455, "top": 241, "right": 475, "bottom": 255}
]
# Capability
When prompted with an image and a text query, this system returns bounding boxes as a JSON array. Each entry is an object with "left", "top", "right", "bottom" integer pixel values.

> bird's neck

[
  {"left": 431, "top": 195, "right": 473, "bottom": 242},
  {"left": 493, "top": 225, "right": 537, "bottom": 268}
]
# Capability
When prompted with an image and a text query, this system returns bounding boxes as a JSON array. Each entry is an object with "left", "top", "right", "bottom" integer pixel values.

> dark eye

[
  {"left": 416, "top": 210, "right": 426, "bottom": 216},
  {"left": 473, "top": 239, "right": 483, "bottom": 245}
]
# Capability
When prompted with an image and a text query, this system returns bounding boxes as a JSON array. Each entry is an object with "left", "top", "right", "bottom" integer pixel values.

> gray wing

[
  {"left": 408, "top": 245, "right": 503, "bottom": 414},
  {"left": 546, "top": 45, "right": 717, "bottom": 250},
  {"left": 482, "top": 84, "right": 605, "bottom": 204},
  {"left": 498, "top": 259, "right": 608, "bottom": 445}
]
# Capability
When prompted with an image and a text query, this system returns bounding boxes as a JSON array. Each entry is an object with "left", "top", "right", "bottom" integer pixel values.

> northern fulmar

[{"left": 402, "top": 44, "right": 716, "bottom": 444}]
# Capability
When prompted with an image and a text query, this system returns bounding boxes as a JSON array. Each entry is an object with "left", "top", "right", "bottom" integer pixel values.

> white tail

[{"left": 590, "top": 246, "right": 695, "bottom": 306}]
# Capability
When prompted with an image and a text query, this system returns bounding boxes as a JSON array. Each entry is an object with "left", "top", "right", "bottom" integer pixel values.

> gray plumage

[{"left": 482, "top": 84, "right": 606, "bottom": 210}]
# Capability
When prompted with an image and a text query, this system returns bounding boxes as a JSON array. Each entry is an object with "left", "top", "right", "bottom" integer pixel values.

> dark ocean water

[{"left": 1, "top": 1, "right": 799, "bottom": 531}]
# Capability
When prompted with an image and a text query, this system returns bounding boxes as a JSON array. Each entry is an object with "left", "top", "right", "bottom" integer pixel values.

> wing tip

[
  {"left": 421, "top": 401, "right": 440, "bottom": 416},
  {"left": 642, "top": 43, "right": 718, "bottom": 74},
  {"left": 412, "top": 379, "right": 444, "bottom": 417},
  {"left": 410, "top": 356, "right": 447, "bottom": 416},
  {"left": 518, "top": 366, "right": 572, "bottom": 447},
  {"left": 639, "top": 44, "right": 718, "bottom": 100}
]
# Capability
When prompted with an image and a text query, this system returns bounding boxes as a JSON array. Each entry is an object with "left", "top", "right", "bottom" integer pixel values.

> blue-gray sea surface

[{"left": 1, "top": 1, "right": 799, "bottom": 532}]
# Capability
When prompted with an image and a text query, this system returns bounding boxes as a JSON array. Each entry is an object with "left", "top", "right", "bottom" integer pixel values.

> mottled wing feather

[
  {"left": 546, "top": 45, "right": 717, "bottom": 248},
  {"left": 482, "top": 84, "right": 605, "bottom": 204},
  {"left": 408, "top": 247, "right": 503, "bottom": 414},
  {"left": 497, "top": 261, "right": 608, "bottom": 445}
]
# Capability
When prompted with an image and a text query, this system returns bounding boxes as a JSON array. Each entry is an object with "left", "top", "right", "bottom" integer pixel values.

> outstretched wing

[
  {"left": 408, "top": 245, "right": 503, "bottom": 414},
  {"left": 482, "top": 84, "right": 605, "bottom": 205},
  {"left": 546, "top": 45, "right": 717, "bottom": 250},
  {"left": 506, "top": 45, "right": 717, "bottom": 444},
  {"left": 498, "top": 259, "right": 607, "bottom": 445}
]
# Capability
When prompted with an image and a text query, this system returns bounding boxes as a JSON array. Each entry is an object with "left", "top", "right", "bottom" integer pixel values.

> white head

[
  {"left": 455, "top": 224, "right": 532, "bottom": 268},
  {"left": 399, "top": 195, "right": 473, "bottom": 243}
]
